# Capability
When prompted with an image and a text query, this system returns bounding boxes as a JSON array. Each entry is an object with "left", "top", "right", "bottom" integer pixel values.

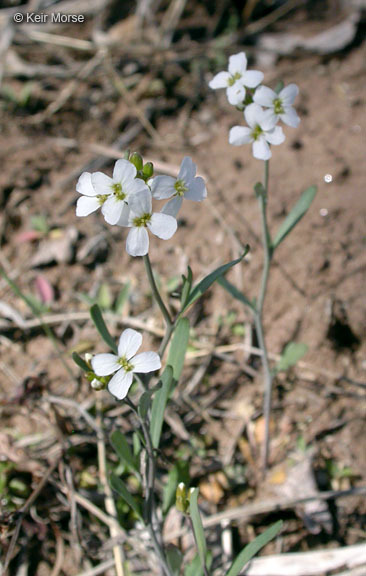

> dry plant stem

[
  {"left": 255, "top": 159, "right": 273, "bottom": 473},
  {"left": 96, "top": 398, "right": 126, "bottom": 576},
  {"left": 125, "top": 398, "right": 173, "bottom": 576}
]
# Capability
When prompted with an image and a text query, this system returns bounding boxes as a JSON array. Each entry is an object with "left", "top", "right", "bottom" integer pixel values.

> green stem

[
  {"left": 188, "top": 515, "right": 210, "bottom": 576},
  {"left": 143, "top": 254, "right": 172, "bottom": 329},
  {"left": 125, "top": 398, "right": 173, "bottom": 576},
  {"left": 255, "top": 159, "right": 273, "bottom": 473}
]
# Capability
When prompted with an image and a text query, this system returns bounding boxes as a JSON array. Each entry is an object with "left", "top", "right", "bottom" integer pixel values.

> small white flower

[
  {"left": 150, "top": 157, "right": 207, "bottom": 217},
  {"left": 91, "top": 328, "right": 161, "bottom": 400},
  {"left": 209, "top": 52, "right": 263, "bottom": 106},
  {"left": 92, "top": 159, "right": 149, "bottom": 226},
  {"left": 229, "top": 103, "right": 285, "bottom": 160},
  {"left": 253, "top": 83, "right": 300, "bottom": 127},
  {"left": 119, "top": 188, "right": 177, "bottom": 257},
  {"left": 76, "top": 172, "right": 104, "bottom": 217}
]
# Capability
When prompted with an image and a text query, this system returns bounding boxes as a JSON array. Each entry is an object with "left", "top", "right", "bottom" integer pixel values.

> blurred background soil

[{"left": 0, "top": 0, "right": 365, "bottom": 574}]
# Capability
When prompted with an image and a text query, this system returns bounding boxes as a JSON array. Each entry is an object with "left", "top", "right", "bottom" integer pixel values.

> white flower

[
  {"left": 209, "top": 52, "right": 263, "bottom": 106},
  {"left": 76, "top": 172, "right": 104, "bottom": 217},
  {"left": 119, "top": 188, "right": 177, "bottom": 257},
  {"left": 91, "top": 328, "right": 161, "bottom": 400},
  {"left": 229, "top": 103, "right": 285, "bottom": 160},
  {"left": 92, "top": 159, "right": 149, "bottom": 226},
  {"left": 150, "top": 157, "right": 207, "bottom": 217},
  {"left": 253, "top": 83, "right": 300, "bottom": 127}
]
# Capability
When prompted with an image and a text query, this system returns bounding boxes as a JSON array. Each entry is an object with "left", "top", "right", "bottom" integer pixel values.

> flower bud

[
  {"left": 142, "top": 162, "right": 154, "bottom": 179},
  {"left": 130, "top": 152, "right": 143, "bottom": 171},
  {"left": 90, "top": 378, "right": 106, "bottom": 391},
  {"left": 176, "top": 482, "right": 191, "bottom": 514}
]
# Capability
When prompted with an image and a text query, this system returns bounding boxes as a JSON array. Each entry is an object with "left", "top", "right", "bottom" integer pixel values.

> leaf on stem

[
  {"left": 184, "top": 552, "right": 213, "bottom": 576},
  {"left": 110, "top": 474, "right": 143, "bottom": 520},
  {"left": 272, "top": 186, "right": 317, "bottom": 250},
  {"left": 182, "top": 247, "right": 249, "bottom": 312},
  {"left": 166, "top": 545, "right": 183, "bottom": 576},
  {"left": 275, "top": 342, "right": 308, "bottom": 373},
  {"left": 225, "top": 520, "right": 283, "bottom": 576},
  {"left": 90, "top": 304, "right": 118, "bottom": 353},
  {"left": 71, "top": 352, "right": 90, "bottom": 372},
  {"left": 189, "top": 488, "right": 207, "bottom": 571},
  {"left": 167, "top": 317, "right": 190, "bottom": 381},
  {"left": 110, "top": 430, "right": 139, "bottom": 474},
  {"left": 218, "top": 276, "right": 254, "bottom": 310},
  {"left": 150, "top": 366, "right": 174, "bottom": 449},
  {"left": 181, "top": 266, "right": 193, "bottom": 309}
]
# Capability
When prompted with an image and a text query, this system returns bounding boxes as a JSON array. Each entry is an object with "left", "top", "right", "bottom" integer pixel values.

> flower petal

[
  {"left": 178, "top": 156, "right": 196, "bottom": 184},
  {"left": 116, "top": 203, "right": 131, "bottom": 227},
  {"left": 261, "top": 108, "right": 278, "bottom": 131},
  {"left": 184, "top": 177, "right": 207, "bottom": 201},
  {"left": 101, "top": 196, "right": 124, "bottom": 225},
  {"left": 242, "top": 70, "right": 264, "bottom": 88},
  {"left": 265, "top": 126, "right": 285, "bottom": 146},
  {"left": 148, "top": 213, "right": 177, "bottom": 240},
  {"left": 280, "top": 108, "right": 300, "bottom": 128},
  {"left": 227, "top": 83, "right": 245, "bottom": 106},
  {"left": 244, "top": 103, "right": 263, "bottom": 128},
  {"left": 126, "top": 227, "right": 149, "bottom": 257},
  {"left": 118, "top": 328, "right": 142, "bottom": 359},
  {"left": 76, "top": 195, "right": 100, "bottom": 217},
  {"left": 113, "top": 159, "right": 136, "bottom": 185},
  {"left": 229, "top": 126, "right": 252, "bottom": 146},
  {"left": 132, "top": 351, "right": 161, "bottom": 374},
  {"left": 280, "top": 83, "right": 299, "bottom": 105},
  {"left": 150, "top": 175, "right": 176, "bottom": 199},
  {"left": 161, "top": 196, "right": 183, "bottom": 217},
  {"left": 108, "top": 369, "right": 133, "bottom": 400},
  {"left": 209, "top": 71, "right": 230, "bottom": 89},
  {"left": 129, "top": 188, "right": 152, "bottom": 217},
  {"left": 91, "top": 172, "right": 113, "bottom": 195},
  {"left": 76, "top": 172, "right": 98, "bottom": 197},
  {"left": 253, "top": 138, "right": 271, "bottom": 160},
  {"left": 228, "top": 52, "right": 247, "bottom": 75},
  {"left": 253, "top": 85, "right": 276, "bottom": 107},
  {"left": 92, "top": 353, "right": 119, "bottom": 376}
]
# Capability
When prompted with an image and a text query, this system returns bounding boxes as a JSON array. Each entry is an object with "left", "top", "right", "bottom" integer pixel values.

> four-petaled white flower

[
  {"left": 92, "top": 159, "right": 149, "bottom": 226},
  {"left": 150, "top": 157, "right": 207, "bottom": 217},
  {"left": 91, "top": 328, "right": 161, "bottom": 400},
  {"left": 229, "top": 103, "right": 285, "bottom": 160},
  {"left": 119, "top": 188, "right": 177, "bottom": 257},
  {"left": 76, "top": 172, "right": 104, "bottom": 217},
  {"left": 209, "top": 52, "right": 263, "bottom": 106},
  {"left": 254, "top": 83, "right": 300, "bottom": 128}
]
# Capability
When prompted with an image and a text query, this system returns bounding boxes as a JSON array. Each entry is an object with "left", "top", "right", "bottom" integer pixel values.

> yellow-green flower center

[
  {"left": 117, "top": 356, "right": 134, "bottom": 372},
  {"left": 111, "top": 182, "right": 126, "bottom": 201},
  {"left": 273, "top": 97, "right": 284, "bottom": 115},
  {"left": 133, "top": 212, "right": 151, "bottom": 227},
  {"left": 97, "top": 194, "right": 109, "bottom": 206},
  {"left": 252, "top": 124, "right": 263, "bottom": 141},
  {"left": 174, "top": 179, "right": 188, "bottom": 197},
  {"left": 228, "top": 72, "right": 242, "bottom": 87}
]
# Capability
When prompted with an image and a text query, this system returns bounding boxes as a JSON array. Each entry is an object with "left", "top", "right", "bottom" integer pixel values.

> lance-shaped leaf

[
  {"left": 189, "top": 488, "right": 207, "bottom": 572},
  {"left": 166, "top": 545, "right": 183, "bottom": 576},
  {"left": 276, "top": 342, "right": 308, "bottom": 373},
  {"left": 218, "top": 276, "right": 254, "bottom": 311},
  {"left": 150, "top": 366, "right": 174, "bottom": 449},
  {"left": 225, "top": 520, "right": 283, "bottom": 576},
  {"left": 110, "top": 474, "right": 143, "bottom": 521},
  {"left": 90, "top": 304, "right": 117, "bottom": 353},
  {"left": 110, "top": 430, "right": 139, "bottom": 474},
  {"left": 272, "top": 186, "right": 317, "bottom": 250},
  {"left": 182, "top": 247, "right": 249, "bottom": 312},
  {"left": 181, "top": 266, "right": 193, "bottom": 309},
  {"left": 167, "top": 317, "right": 190, "bottom": 381},
  {"left": 72, "top": 352, "right": 90, "bottom": 372},
  {"left": 184, "top": 552, "right": 212, "bottom": 576}
]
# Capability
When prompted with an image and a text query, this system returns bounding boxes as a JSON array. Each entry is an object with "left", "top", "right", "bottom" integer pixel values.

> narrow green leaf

[
  {"left": 218, "top": 276, "right": 254, "bottom": 310},
  {"left": 183, "top": 247, "right": 249, "bottom": 311},
  {"left": 90, "top": 304, "right": 117, "bottom": 353},
  {"left": 110, "top": 475, "right": 143, "bottom": 520},
  {"left": 166, "top": 545, "right": 183, "bottom": 576},
  {"left": 181, "top": 266, "right": 193, "bottom": 309},
  {"left": 110, "top": 430, "right": 139, "bottom": 474},
  {"left": 225, "top": 521, "right": 283, "bottom": 576},
  {"left": 189, "top": 488, "right": 207, "bottom": 569},
  {"left": 184, "top": 552, "right": 212, "bottom": 576},
  {"left": 167, "top": 318, "right": 190, "bottom": 381},
  {"left": 150, "top": 366, "right": 174, "bottom": 449},
  {"left": 273, "top": 186, "right": 317, "bottom": 249},
  {"left": 276, "top": 342, "right": 308, "bottom": 373},
  {"left": 72, "top": 352, "right": 90, "bottom": 372}
]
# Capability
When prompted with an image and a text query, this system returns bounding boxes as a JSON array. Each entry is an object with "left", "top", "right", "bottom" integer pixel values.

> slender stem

[
  {"left": 143, "top": 254, "right": 172, "bottom": 328},
  {"left": 188, "top": 516, "right": 210, "bottom": 576},
  {"left": 125, "top": 398, "right": 173, "bottom": 576},
  {"left": 255, "top": 159, "right": 273, "bottom": 473}
]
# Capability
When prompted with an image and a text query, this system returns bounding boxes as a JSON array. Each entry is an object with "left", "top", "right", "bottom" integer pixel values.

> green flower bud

[
  {"left": 143, "top": 162, "right": 154, "bottom": 179},
  {"left": 176, "top": 482, "right": 192, "bottom": 514},
  {"left": 130, "top": 152, "right": 144, "bottom": 171}
]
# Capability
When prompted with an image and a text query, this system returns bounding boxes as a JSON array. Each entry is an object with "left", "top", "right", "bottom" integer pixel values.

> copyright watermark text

[{"left": 13, "top": 12, "right": 85, "bottom": 24}]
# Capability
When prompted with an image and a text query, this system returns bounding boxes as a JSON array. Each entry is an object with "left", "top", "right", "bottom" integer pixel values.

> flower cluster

[
  {"left": 76, "top": 155, "right": 207, "bottom": 257},
  {"left": 209, "top": 52, "right": 300, "bottom": 160}
]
